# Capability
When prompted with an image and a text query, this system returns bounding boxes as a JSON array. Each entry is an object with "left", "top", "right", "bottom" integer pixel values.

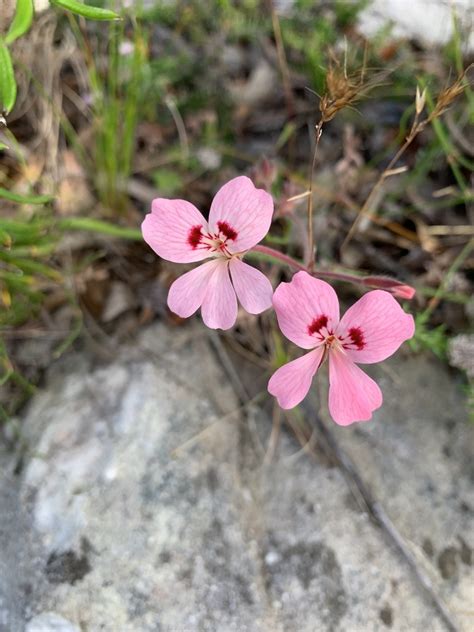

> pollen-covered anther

[{"left": 188, "top": 221, "right": 239, "bottom": 256}]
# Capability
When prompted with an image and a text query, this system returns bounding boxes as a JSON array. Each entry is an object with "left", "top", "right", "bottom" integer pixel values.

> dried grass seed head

[
  {"left": 319, "top": 52, "right": 385, "bottom": 123},
  {"left": 428, "top": 65, "right": 473, "bottom": 122}
]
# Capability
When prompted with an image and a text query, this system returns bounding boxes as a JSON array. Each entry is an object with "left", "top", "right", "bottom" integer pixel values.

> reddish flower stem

[
  {"left": 252, "top": 244, "right": 415, "bottom": 299},
  {"left": 253, "top": 244, "right": 362, "bottom": 283},
  {"left": 253, "top": 244, "right": 307, "bottom": 272}
]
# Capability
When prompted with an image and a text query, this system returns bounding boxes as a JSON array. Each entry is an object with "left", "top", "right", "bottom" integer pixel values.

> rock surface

[
  {"left": 359, "top": 0, "right": 474, "bottom": 51},
  {"left": 0, "top": 323, "right": 472, "bottom": 632},
  {"left": 449, "top": 334, "right": 474, "bottom": 379}
]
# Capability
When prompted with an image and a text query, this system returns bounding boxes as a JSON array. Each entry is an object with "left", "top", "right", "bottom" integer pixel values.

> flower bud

[
  {"left": 363, "top": 276, "right": 416, "bottom": 299},
  {"left": 416, "top": 86, "right": 426, "bottom": 115}
]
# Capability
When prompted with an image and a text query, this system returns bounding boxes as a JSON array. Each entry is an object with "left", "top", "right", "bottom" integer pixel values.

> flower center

[
  {"left": 187, "top": 221, "right": 238, "bottom": 258},
  {"left": 307, "top": 314, "right": 366, "bottom": 351}
]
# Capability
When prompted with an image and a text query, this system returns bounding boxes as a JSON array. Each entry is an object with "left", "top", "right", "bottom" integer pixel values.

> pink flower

[
  {"left": 141, "top": 176, "right": 274, "bottom": 330},
  {"left": 268, "top": 271, "right": 415, "bottom": 425}
]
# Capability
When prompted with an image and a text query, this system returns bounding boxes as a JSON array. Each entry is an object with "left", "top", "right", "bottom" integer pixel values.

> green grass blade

[
  {"left": 50, "top": 0, "right": 121, "bottom": 21},
  {"left": 0, "top": 39, "right": 17, "bottom": 114},
  {"left": 0, "top": 229, "right": 11, "bottom": 247},
  {"left": 423, "top": 239, "right": 474, "bottom": 320},
  {"left": 57, "top": 217, "right": 141, "bottom": 239},
  {"left": 5, "top": 0, "right": 34, "bottom": 45},
  {"left": 0, "top": 252, "right": 61, "bottom": 280},
  {"left": 0, "top": 187, "right": 54, "bottom": 204},
  {"left": 422, "top": 85, "right": 469, "bottom": 195}
]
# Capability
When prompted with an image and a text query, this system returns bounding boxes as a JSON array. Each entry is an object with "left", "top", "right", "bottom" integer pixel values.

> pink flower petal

[
  {"left": 167, "top": 260, "right": 221, "bottom": 318},
  {"left": 268, "top": 347, "right": 324, "bottom": 409},
  {"left": 229, "top": 258, "right": 273, "bottom": 314},
  {"left": 273, "top": 271, "right": 340, "bottom": 350},
  {"left": 336, "top": 290, "right": 415, "bottom": 364},
  {"left": 201, "top": 260, "right": 238, "bottom": 330},
  {"left": 208, "top": 176, "right": 273, "bottom": 253},
  {"left": 328, "top": 350, "right": 383, "bottom": 426},
  {"left": 142, "top": 198, "right": 209, "bottom": 263}
]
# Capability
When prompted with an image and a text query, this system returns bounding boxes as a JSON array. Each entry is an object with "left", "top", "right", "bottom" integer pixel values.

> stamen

[
  {"left": 188, "top": 221, "right": 238, "bottom": 257},
  {"left": 326, "top": 334, "right": 335, "bottom": 344}
]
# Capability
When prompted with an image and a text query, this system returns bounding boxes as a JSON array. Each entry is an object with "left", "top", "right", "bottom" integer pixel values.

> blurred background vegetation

[{"left": 0, "top": 0, "right": 473, "bottom": 421}]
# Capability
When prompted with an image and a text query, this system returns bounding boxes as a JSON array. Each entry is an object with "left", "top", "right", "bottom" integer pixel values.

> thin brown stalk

[
  {"left": 263, "top": 401, "right": 282, "bottom": 466},
  {"left": 341, "top": 108, "right": 424, "bottom": 253},
  {"left": 307, "top": 48, "right": 380, "bottom": 267},
  {"left": 270, "top": 2, "right": 295, "bottom": 120},
  {"left": 341, "top": 69, "right": 471, "bottom": 252},
  {"left": 306, "top": 120, "right": 323, "bottom": 270}
]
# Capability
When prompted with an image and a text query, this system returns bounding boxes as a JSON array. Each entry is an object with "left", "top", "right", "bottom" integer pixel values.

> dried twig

[
  {"left": 269, "top": 2, "right": 295, "bottom": 120},
  {"left": 341, "top": 68, "right": 472, "bottom": 252},
  {"left": 263, "top": 401, "right": 282, "bottom": 465},
  {"left": 306, "top": 119, "right": 323, "bottom": 270},
  {"left": 306, "top": 47, "right": 382, "bottom": 267}
]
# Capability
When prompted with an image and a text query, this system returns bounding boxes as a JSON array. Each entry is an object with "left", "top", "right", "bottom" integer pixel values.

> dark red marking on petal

[
  {"left": 217, "top": 221, "right": 238, "bottom": 241},
  {"left": 188, "top": 225, "right": 203, "bottom": 249},
  {"left": 348, "top": 326, "right": 365, "bottom": 350},
  {"left": 308, "top": 314, "right": 328, "bottom": 336}
]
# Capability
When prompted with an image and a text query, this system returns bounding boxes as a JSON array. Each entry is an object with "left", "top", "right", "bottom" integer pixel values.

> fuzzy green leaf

[
  {"left": 0, "top": 187, "right": 54, "bottom": 204},
  {"left": 58, "top": 217, "right": 141, "bottom": 239},
  {"left": 49, "top": 0, "right": 121, "bottom": 20},
  {"left": 5, "top": 0, "right": 34, "bottom": 45},
  {"left": 0, "top": 40, "right": 17, "bottom": 114}
]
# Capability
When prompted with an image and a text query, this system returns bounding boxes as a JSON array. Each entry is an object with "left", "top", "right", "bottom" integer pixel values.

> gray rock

[
  {"left": 359, "top": 0, "right": 474, "bottom": 50},
  {"left": 448, "top": 334, "right": 474, "bottom": 378},
  {"left": 25, "top": 613, "right": 80, "bottom": 632},
  {"left": 0, "top": 448, "right": 41, "bottom": 632},
  {"left": 0, "top": 453, "right": 21, "bottom": 632},
  {"left": 0, "top": 323, "right": 472, "bottom": 631},
  {"left": 322, "top": 356, "right": 474, "bottom": 632}
]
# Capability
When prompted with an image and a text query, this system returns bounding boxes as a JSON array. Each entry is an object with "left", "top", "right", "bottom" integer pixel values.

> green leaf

[
  {"left": 57, "top": 217, "right": 141, "bottom": 239},
  {"left": 49, "top": 0, "right": 121, "bottom": 20},
  {"left": 0, "top": 229, "right": 11, "bottom": 248},
  {"left": 0, "top": 141, "right": 8, "bottom": 150},
  {"left": 0, "top": 187, "right": 54, "bottom": 204},
  {"left": 0, "top": 40, "right": 17, "bottom": 114},
  {"left": 152, "top": 169, "right": 183, "bottom": 196},
  {"left": 5, "top": 0, "right": 34, "bottom": 45}
]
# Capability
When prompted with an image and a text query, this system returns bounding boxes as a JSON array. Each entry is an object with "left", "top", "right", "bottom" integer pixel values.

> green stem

[
  {"left": 423, "top": 84, "right": 469, "bottom": 194},
  {"left": 423, "top": 238, "right": 474, "bottom": 319}
]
